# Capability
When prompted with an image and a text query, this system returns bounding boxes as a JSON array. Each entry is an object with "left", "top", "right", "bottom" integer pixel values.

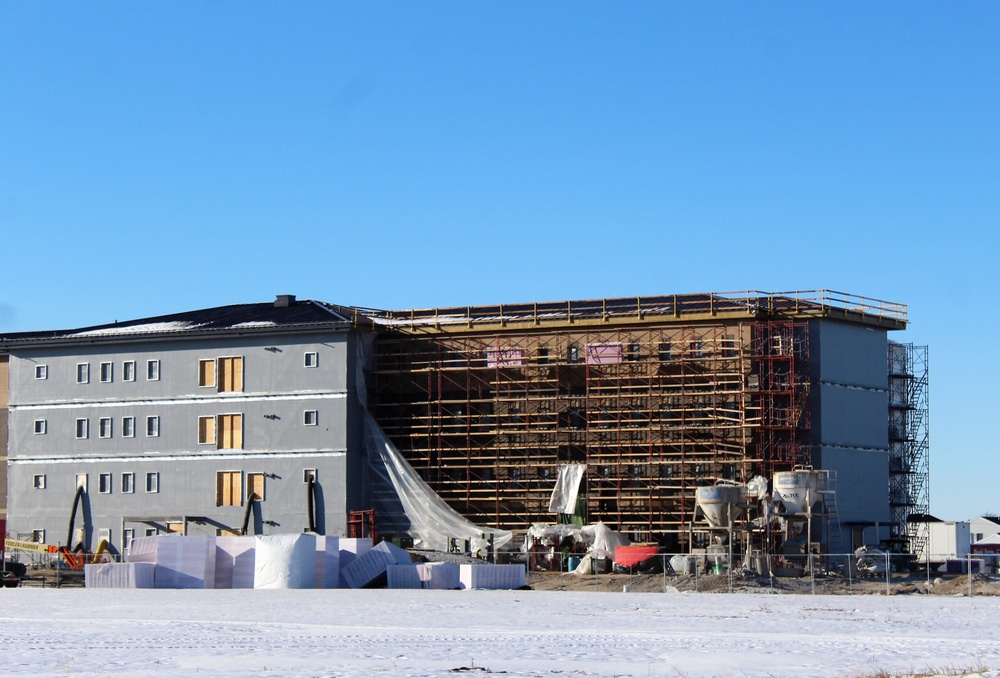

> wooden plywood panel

[{"left": 218, "top": 357, "right": 244, "bottom": 393}]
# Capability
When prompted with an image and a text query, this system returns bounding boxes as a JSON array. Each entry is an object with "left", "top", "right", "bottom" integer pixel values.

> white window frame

[
  {"left": 76, "top": 473, "right": 88, "bottom": 491},
  {"left": 34, "top": 364, "right": 48, "bottom": 380},
  {"left": 146, "top": 415, "right": 160, "bottom": 437},
  {"left": 97, "top": 528, "right": 111, "bottom": 546},
  {"left": 31, "top": 529, "right": 45, "bottom": 544},
  {"left": 121, "top": 472, "right": 135, "bottom": 494},
  {"left": 146, "top": 359, "right": 160, "bottom": 381},
  {"left": 76, "top": 418, "right": 89, "bottom": 439},
  {"left": 144, "top": 528, "right": 158, "bottom": 537},
  {"left": 304, "top": 410, "right": 318, "bottom": 426},
  {"left": 304, "top": 351, "right": 319, "bottom": 368},
  {"left": 122, "top": 416, "right": 135, "bottom": 438},
  {"left": 145, "top": 472, "right": 159, "bottom": 493},
  {"left": 123, "top": 528, "right": 135, "bottom": 551},
  {"left": 76, "top": 363, "right": 90, "bottom": 384},
  {"left": 99, "top": 417, "right": 113, "bottom": 439},
  {"left": 33, "top": 474, "right": 46, "bottom": 489},
  {"left": 33, "top": 419, "right": 47, "bottom": 435},
  {"left": 100, "top": 361, "right": 113, "bottom": 383},
  {"left": 98, "top": 473, "right": 112, "bottom": 494},
  {"left": 123, "top": 360, "right": 136, "bottom": 382}
]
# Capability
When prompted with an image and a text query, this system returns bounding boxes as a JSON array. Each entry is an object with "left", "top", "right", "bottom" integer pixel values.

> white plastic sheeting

[
  {"left": 387, "top": 562, "right": 460, "bottom": 590},
  {"left": 85, "top": 562, "right": 155, "bottom": 588},
  {"left": 524, "top": 522, "right": 630, "bottom": 561},
  {"left": 128, "top": 535, "right": 216, "bottom": 589},
  {"left": 357, "top": 337, "right": 512, "bottom": 556},
  {"left": 215, "top": 536, "right": 256, "bottom": 589},
  {"left": 363, "top": 411, "right": 512, "bottom": 555},
  {"left": 314, "top": 535, "right": 340, "bottom": 589},
  {"left": 458, "top": 564, "right": 526, "bottom": 590},
  {"left": 548, "top": 464, "right": 587, "bottom": 513},
  {"left": 253, "top": 533, "right": 317, "bottom": 589}
]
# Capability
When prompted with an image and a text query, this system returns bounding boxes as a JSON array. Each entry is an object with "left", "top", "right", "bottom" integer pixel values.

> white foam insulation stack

[
  {"left": 129, "top": 535, "right": 216, "bottom": 589},
  {"left": 387, "top": 561, "right": 460, "bottom": 589},
  {"left": 459, "top": 564, "right": 526, "bottom": 590},
  {"left": 84, "top": 562, "right": 155, "bottom": 588},
  {"left": 342, "top": 540, "right": 412, "bottom": 588},
  {"left": 92, "top": 534, "right": 527, "bottom": 590},
  {"left": 215, "top": 536, "right": 256, "bottom": 589}
]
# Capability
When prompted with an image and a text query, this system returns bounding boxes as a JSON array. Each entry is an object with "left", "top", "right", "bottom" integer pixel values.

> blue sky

[{"left": 2, "top": 3, "right": 997, "bottom": 521}]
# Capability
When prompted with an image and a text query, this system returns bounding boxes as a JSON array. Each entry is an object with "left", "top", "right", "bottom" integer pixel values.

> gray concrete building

[{"left": 1, "top": 296, "right": 371, "bottom": 555}]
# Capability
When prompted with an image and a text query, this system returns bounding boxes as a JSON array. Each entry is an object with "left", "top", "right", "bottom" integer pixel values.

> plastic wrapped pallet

[
  {"left": 128, "top": 535, "right": 217, "bottom": 589},
  {"left": 387, "top": 562, "right": 460, "bottom": 590},
  {"left": 253, "top": 533, "right": 316, "bottom": 589},
  {"left": 85, "top": 562, "right": 155, "bottom": 589},
  {"left": 459, "top": 564, "right": 526, "bottom": 590},
  {"left": 314, "top": 535, "right": 340, "bottom": 589},
  {"left": 215, "top": 536, "right": 257, "bottom": 589},
  {"left": 337, "top": 538, "right": 372, "bottom": 588},
  {"left": 342, "top": 540, "right": 411, "bottom": 589}
]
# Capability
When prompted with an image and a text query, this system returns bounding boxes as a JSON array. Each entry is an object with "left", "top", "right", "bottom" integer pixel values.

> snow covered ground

[{"left": 1, "top": 589, "right": 999, "bottom": 677}]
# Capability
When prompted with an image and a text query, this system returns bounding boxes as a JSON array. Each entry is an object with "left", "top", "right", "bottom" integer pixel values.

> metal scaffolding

[
  {"left": 370, "top": 314, "right": 813, "bottom": 547},
  {"left": 888, "top": 342, "right": 930, "bottom": 555}
]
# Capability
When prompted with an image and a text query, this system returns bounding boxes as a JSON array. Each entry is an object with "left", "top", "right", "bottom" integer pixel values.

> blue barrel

[{"left": 567, "top": 556, "right": 581, "bottom": 571}]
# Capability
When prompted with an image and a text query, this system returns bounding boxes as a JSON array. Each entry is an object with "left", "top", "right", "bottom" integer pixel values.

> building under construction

[
  {"left": 0, "top": 289, "right": 928, "bottom": 558},
  {"left": 366, "top": 290, "right": 928, "bottom": 552}
]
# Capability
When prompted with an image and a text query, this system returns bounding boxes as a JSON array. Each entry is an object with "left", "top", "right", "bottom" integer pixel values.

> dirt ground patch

[{"left": 525, "top": 569, "right": 1000, "bottom": 596}]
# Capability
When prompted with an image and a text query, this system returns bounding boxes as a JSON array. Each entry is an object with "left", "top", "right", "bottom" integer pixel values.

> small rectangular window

[
  {"left": 123, "top": 360, "right": 136, "bottom": 382},
  {"left": 34, "top": 419, "right": 47, "bottom": 435},
  {"left": 98, "top": 528, "right": 111, "bottom": 547},
  {"left": 33, "top": 474, "right": 46, "bottom": 489},
  {"left": 99, "top": 473, "right": 112, "bottom": 494},
  {"left": 122, "top": 416, "right": 135, "bottom": 438},
  {"left": 658, "top": 342, "right": 672, "bottom": 361},
  {"left": 34, "top": 364, "right": 48, "bottom": 380},
  {"left": 77, "top": 363, "right": 90, "bottom": 384},
  {"left": 303, "top": 468, "right": 317, "bottom": 483},
  {"left": 147, "top": 359, "right": 160, "bottom": 381},
  {"left": 304, "top": 352, "right": 318, "bottom": 368},
  {"left": 76, "top": 418, "right": 89, "bottom": 439},
  {"left": 99, "top": 417, "right": 113, "bottom": 439},
  {"left": 31, "top": 529, "right": 45, "bottom": 544},
  {"left": 304, "top": 410, "right": 318, "bottom": 426},
  {"left": 76, "top": 474, "right": 88, "bottom": 491},
  {"left": 145, "top": 528, "right": 158, "bottom": 537},
  {"left": 722, "top": 336, "right": 736, "bottom": 358},
  {"left": 199, "top": 359, "right": 216, "bottom": 388},
  {"left": 145, "top": 472, "right": 159, "bottom": 493},
  {"left": 100, "top": 362, "right": 113, "bottom": 383},
  {"left": 690, "top": 341, "right": 703, "bottom": 359},
  {"left": 198, "top": 416, "right": 217, "bottom": 445},
  {"left": 146, "top": 415, "right": 159, "bottom": 437},
  {"left": 123, "top": 528, "right": 135, "bottom": 550},
  {"left": 122, "top": 472, "right": 135, "bottom": 494}
]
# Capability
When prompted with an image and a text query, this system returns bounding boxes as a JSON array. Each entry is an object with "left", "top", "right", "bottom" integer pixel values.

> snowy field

[{"left": 2, "top": 589, "right": 999, "bottom": 677}]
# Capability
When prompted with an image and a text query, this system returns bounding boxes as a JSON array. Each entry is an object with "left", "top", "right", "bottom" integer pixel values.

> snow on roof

[{"left": 68, "top": 321, "right": 201, "bottom": 337}]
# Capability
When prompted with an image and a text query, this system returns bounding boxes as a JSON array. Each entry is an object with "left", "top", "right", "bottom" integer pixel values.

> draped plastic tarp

[
  {"left": 548, "top": 464, "right": 587, "bottom": 513},
  {"left": 363, "top": 411, "right": 513, "bottom": 555},
  {"left": 357, "top": 336, "right": 512, "bottom": 555},
  {"left": 128, "top": 535, "right": 216, "bottom": 589},
  {"left": 215, "top": 536, "right": 256, "bottom": 589}
]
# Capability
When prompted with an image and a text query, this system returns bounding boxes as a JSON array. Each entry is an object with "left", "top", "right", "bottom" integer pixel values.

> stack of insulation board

[
  {"left": 337, "top": 538, "right": 372, "bottom": 587},
  {"left": 84, "top": 562, "right": 155, "bottom": 588},
  {"left": 314, "top": 535, "right": 340, "bottom": 589},
  {"left": 128, "top": 535, "right": 217, "bottom": 589},
  {"left": 387, "top": 561, "right": 460, "bottom": 590},
  {"left": 215, "top": 536, "right": 256, "bottom": 589},
  {"left": 458, "top": 564, "right": 526, "bottom": 590},
  {"left": 342, "top": 540, "right": 412, "bottom": 588}
]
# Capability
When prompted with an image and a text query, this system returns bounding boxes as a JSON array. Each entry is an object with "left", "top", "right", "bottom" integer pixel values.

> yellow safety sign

[{"left": 4, "top": 539, "right": 50, "bottom": 554}]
